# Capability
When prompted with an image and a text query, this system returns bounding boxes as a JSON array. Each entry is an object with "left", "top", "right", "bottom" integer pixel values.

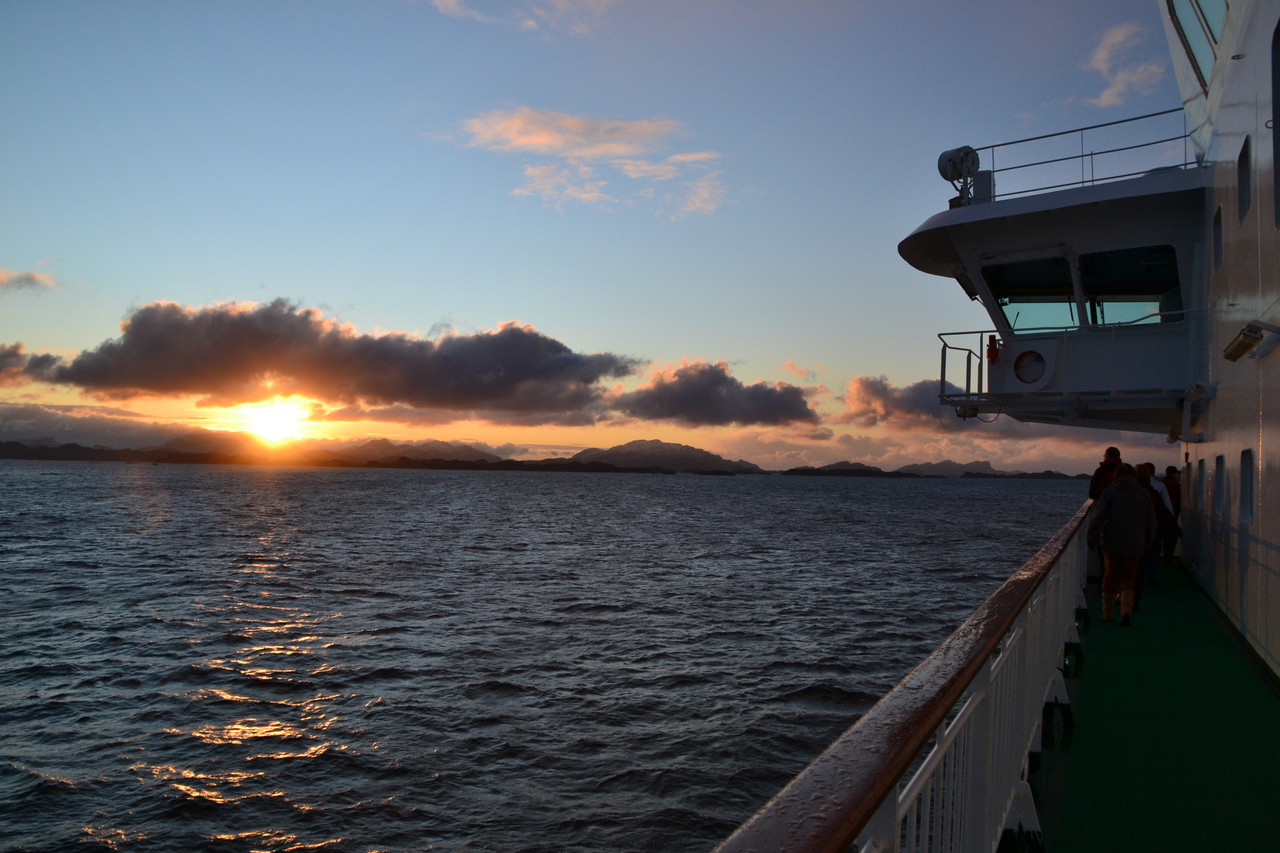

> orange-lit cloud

[
  {"left": 0, "top": 269, "right": 56, "bottom": 292},
  {"left": 615, "top": 151, "right": 721, "bottom": 181},
  {"left": 830, "top": 375, "right": 1173, "bottom": 473},
  {"left": 18, "top": 300, "right": 634, "bottom": 420},
  {"left": 459, "top": 107, "right": 726, "bottom": 216},
  {"left": 1084, "top": 23, "right": 1164, "bottom": 107},
  {"left": 465, "top": 107, "right": 678, "bottom": 160},
  {"left": 836, "top": 375, "right": 959, "bottom": 431},
  {"left": 6, "top": 300, "right": 818, "bottom": 430},
  {"left": 782, "top": 359, "right": 824, "bottom": 381},
  {"left": 514, "top": 164, "right": 614, "bottom": 208},
  {"left": 3, "top": 309, "right": 1177, "bottom": 473}
]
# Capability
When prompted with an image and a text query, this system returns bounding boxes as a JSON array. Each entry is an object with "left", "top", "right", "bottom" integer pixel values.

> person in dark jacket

[
  {"left": 1087, "top": 463, "right": 1157, "bottom": 626},
  {"left": 1089, "top": 446, "right": 1123, "bottom": 499},
  {"left": 1086, "top": 447, "right": 1124, "bottom": 582}
]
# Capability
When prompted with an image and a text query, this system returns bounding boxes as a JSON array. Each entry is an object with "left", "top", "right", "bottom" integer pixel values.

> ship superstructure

[{"left": 900, "top": 0, "right": 1277, "bottom": 679}]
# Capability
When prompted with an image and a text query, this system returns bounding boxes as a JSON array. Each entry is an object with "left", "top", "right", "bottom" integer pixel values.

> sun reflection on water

[
  {"left": 135, "top": 508, "right": 363, "bottom": 846},
  {"left": 208, "top": 830, "right": 345, "bottom": 852}
]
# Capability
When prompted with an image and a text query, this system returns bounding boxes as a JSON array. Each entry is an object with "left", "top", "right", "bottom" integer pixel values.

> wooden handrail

[{"left": 713, "top": 500, "right": 1092, "bottom": 853}]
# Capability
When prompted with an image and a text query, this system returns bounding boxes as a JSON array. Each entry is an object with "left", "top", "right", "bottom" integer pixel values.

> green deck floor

[{"left": 1040, "top": 561, "right": 1280, "bottom": 852}]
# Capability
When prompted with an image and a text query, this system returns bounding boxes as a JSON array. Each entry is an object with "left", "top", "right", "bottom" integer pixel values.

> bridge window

[
  {"left": 1079, "top": 245, "right": 1182, "bottom": 325},
  {"left": 1199, "top": 0, "right": 1226, "bottom": 40},
  {"left": 983, "top": 245, "right": 1183, "bottom": 330},
  {"left": 983, "top": 256, "right": 1076, "bottom": 331},
  {"left": 1170, "top": 0, "right": 1223, "bottom": 89}
]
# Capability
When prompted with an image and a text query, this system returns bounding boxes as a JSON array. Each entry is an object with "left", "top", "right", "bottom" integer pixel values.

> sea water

[{"left": 0, "top": 460, "right": 1085, "bottom": 852}]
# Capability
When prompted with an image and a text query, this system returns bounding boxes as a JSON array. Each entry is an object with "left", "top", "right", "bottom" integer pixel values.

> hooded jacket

[{"left": 1087, "top": 473, "right": 1158, "bottom": 556}]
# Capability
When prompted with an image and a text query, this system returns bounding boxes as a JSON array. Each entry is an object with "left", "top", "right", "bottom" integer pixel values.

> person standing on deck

[
  {"left": 1087, "top": 463, "right": 1157, "bottom": 626},
  {"left": 1089, "top": 446, "right": 1123, "bottom": 499},
  {"left": 1086, "top": 447, "right": 1124, "bottom": 581}
]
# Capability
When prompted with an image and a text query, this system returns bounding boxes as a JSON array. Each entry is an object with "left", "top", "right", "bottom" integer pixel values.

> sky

[{"left": 1, "top": 0, "right": 1185, "bottom": 474}]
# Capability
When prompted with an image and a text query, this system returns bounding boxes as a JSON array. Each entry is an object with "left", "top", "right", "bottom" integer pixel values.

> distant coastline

[{"left": 0, "top": 439, "right": 1088, "bottom": 480}]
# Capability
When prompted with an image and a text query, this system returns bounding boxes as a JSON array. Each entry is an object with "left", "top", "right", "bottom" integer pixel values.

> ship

[{"left": 717, "top": 2, "right": 1280, "bottom": 850}]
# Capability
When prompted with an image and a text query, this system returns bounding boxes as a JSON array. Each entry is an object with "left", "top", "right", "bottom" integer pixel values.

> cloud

[
  {"left": 0, "top": 401, "right": 204, "bottom": 449},
  {"left": 465, "top": 107, "right": 679, "bottom": 160},
  {"left": 674, "top": 171, "right": 726, "bottom": 218},
  {"left": 1, "top": 343, "right": 31, "bottom": 385},
  {"left": 615, "top": 151, "right": 720, "bottom": 181},
  {"left": 322, "top": 401, "right": 601, "bottom": 428},
  {"left": 513, "top": 163, "right": 615, "bottom": 209},
  {"left": 835, "top": 375, "right": 961, "bottom": 431},
  {"left": 428, "top": 0, "right": 619, "bottom": 35},
  {"left": 1, "top": 269, "right": 56, "bottom": 293},
  {"left": 430, "top": 0, "right": 491, "bottom": 23},
  {"left": 611, "top": 360, "right": 820, "bottom": 426},
  {"left": 9, "top": 299, "right": 825, "bottom": 431},
  {"left": 459, "top": 107, "right": 726, "bottom": 215},
  {"left": 782, "top": 359, "right": 824, "bottom": 381},
  {"left": 1084, "top": 23, "right": 1164, "bottom": 107},
  {"left": 831, "top": 375, "right": 1172, "bottom": 473},
  {"left": 430, "top": 0, "right": 488, "bottom": 22},
  {"left": 19, "top": 299, "right": 639, "bottom": 424}
]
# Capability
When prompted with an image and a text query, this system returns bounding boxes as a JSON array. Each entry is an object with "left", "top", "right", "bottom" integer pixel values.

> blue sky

[{"left": 1, "top": 0, "right": 1182, "bottom": 472}]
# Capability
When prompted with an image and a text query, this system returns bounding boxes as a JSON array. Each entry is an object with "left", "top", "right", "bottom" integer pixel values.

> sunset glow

[
  {"left": 233, "top": 399, "right": 314, "bottom": 445},
  {"left": 0, "top": 1, "right": 1181, "bottom": 475}
]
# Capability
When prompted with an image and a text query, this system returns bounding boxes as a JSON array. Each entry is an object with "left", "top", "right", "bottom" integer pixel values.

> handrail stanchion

[{"left": 940, "top": 343, "right": 948, "bottom": 399}]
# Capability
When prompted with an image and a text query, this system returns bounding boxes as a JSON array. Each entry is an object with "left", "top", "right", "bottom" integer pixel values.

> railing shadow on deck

[{"left": 714, "top": 500, "right": 1092, "bottom": 853}]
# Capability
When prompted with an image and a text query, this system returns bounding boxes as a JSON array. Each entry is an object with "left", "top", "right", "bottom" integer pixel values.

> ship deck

[{"left": 1039, "top": 560, "right": 1280, "bottom": 851}]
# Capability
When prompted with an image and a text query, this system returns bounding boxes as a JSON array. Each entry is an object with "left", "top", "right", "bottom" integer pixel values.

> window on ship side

[
  {"left": 1214, "top": 207, "right": 1224, "bottom": 268},
  {"left": 1238, "top": 136, "right": 1252, "bottom": 223},
  {"left": 1240, "top": 449, "right": 1255, "bottom": 525}
]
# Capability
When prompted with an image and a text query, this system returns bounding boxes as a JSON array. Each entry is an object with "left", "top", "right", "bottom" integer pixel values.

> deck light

[{"left": 1223, "top": 321, "right": 1280, "bottom": 361}]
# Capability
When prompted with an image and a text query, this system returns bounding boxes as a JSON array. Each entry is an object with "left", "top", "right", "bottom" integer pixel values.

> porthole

[{"left": 1013, "top": 351, "right": 1046, "bottom": 384}]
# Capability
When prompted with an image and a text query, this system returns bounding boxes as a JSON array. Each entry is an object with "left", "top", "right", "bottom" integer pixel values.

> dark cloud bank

[
  {"left": 839, "top": 374, "right": 1170, "bottom": 452},
  {"left": 7, "top": 299, "right": 819, "bottom": 428}
]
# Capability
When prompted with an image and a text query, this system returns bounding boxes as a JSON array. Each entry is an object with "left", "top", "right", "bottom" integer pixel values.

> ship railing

[
  {"left": 715, "top": 500, "right": 1091, "bottom": 853},
  {"left": 938, "top": 311, "right": 1190, "bottom": 405},
  {"left": 963, "top": 108, "right": 1192, "bottom": 203},
  {"left": 938, "top": 333, "right": 995, "bottom": 403}
]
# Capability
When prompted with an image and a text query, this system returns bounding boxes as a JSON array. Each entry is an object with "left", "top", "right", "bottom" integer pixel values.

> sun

[{"left": 238, "top": 398, "right": 312, "bottom": 445}]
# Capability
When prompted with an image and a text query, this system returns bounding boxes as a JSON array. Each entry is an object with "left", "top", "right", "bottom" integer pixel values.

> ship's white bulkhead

[
  {"left": 901, "top": 0, "right": 1280, "bottom": 680},
  {"left": 900, "top": 165, "right": 1207, "bottom": 435}
]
